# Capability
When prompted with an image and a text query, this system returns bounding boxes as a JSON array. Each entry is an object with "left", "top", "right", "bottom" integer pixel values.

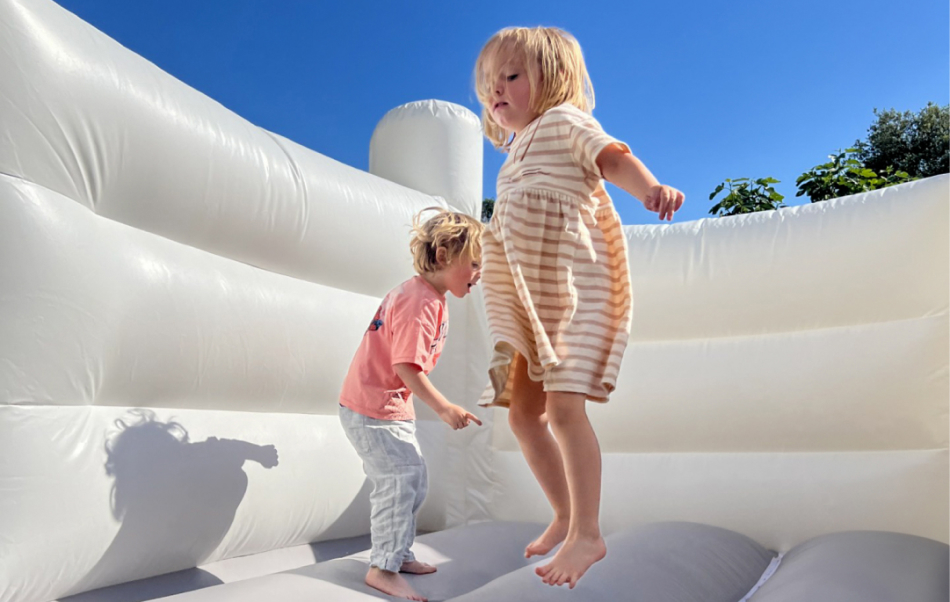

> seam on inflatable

[
  {"left": 258, "top": 129, "right": 314, "bottom": 246},
  {"left": 0, "top": 403, "right": 354, "bottom": 417},
  {"left": 260, "top": 131, "right": 307, "bottom": 198},
  {"left": 627, "top": 310, "right": 949, "bottom": 346},
  {"left": 738, "top": 552, "right": 784, "bottom": 602},
  {"left": 0, "top": 170, "right": 31, "bottom": 183},
  {"left": 0, "top": 170, "right": 84, "bottom": 204},
  {"left": 494, "top": 449, "right": 950, "bottom": 457}
]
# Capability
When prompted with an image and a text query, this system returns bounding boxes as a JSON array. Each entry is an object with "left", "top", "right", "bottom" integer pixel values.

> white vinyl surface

[{"left": 0, "top": 0, "right": 946, "bottom": 601}]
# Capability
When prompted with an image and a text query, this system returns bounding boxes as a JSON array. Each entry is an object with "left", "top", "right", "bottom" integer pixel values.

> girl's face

[{"left": 489, "top": 59, "right": 538, "bottom": 135}]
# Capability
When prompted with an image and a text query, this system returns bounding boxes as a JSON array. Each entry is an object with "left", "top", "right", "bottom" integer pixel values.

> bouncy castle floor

[{"left": 58, "top": 521, "right": 948, "bottom": 602}]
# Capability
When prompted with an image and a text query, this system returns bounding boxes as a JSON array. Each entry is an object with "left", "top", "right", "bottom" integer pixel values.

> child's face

[
  {"left": 489, "top": 59, "right": 538, "bottom": 135},
  {"left": 441, "top": 251, "right": 482, "bottom": 299}
]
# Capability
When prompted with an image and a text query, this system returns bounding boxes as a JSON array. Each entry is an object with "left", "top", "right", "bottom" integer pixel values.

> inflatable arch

[{"left": 1, "top": 1, "right": 947, "bottom": 600}]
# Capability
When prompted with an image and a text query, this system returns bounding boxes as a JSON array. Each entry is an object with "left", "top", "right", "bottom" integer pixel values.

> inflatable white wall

[
  {"left": 0, "top": 1, "right": 484, "bottom": 600},
  {"left": 0, "top": 1, "right": 946, "bottom": 601}
]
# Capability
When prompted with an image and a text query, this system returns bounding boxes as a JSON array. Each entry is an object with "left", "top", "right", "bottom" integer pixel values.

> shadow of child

[{"left": 67, "top": 410, "right": 278, "bottom": 597}]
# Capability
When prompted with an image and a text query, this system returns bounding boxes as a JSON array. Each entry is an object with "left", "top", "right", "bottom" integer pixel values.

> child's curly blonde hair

[
  {"left": 410, "top": 207, "right": 484, "bottom": 274},
  {"left": 474, "top": 26, "right": 595, "bottom": 150}
]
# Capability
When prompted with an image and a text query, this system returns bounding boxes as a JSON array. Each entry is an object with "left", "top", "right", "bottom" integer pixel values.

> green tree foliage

[
  {"left": 481, "top": 198, "right": 495, "bottom": 222},
  {"left": 708, "top": 178, "right": 785, "bottom": 217},
  {"left": 795, "top": 148, "right": 914, "bottom": 203},
  {"left": 854, "top": 103, "right": 949, "bottom": 179},
  {"left": 704, "top": 103, "right": 944, "bottom": 216}
]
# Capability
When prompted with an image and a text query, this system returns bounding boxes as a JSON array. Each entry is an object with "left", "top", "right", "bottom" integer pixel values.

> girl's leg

[
  {"left": 536, "top": 391, "right": 606, "bottom": 588},
  {"left": 507, "top": 354, "right": 571, "bottom": 558}
]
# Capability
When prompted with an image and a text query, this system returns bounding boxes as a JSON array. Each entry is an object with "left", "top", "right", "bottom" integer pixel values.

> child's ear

[{"left": 435, "top": 247, "right": 448, "bottom": 266}]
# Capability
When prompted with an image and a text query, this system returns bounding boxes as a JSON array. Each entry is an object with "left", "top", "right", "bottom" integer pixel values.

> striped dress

[{"left": 479, "top": 103, "right": 633, "bottom": 407}]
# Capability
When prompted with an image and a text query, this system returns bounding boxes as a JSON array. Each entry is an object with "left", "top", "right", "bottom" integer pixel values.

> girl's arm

[
  {"left": 596, "top": 143, "right": 684, "bottom": 221},
  {"left": 393, "top": 363, "right": 482, "bottom": 429}
]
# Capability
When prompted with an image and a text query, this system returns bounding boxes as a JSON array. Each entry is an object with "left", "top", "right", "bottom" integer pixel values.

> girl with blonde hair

[{"left": 475, "top": 26, "right": 684, "bottom": 588}]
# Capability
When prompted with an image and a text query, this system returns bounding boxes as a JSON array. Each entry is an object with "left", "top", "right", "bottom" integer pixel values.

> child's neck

[
  {"left": 419, "top": 271, "right": 447, "bottom": 296},
  {"left": 512, "top": 111, "right": 543, "bottom": 137}
]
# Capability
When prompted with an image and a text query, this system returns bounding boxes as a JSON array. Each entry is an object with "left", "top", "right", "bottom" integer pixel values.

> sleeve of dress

[{"left": 559, "top": 106, "right": 631, "bottom": 178}]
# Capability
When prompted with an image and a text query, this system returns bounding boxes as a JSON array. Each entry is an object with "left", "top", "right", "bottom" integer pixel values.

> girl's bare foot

[
  {"left": 525, "top": 518, "right": 569, "bottom": 558},
  {"left": 365, "top": 567, "right": 427, "bottom": 601},
  {"left": 400, "top": 559, "right": 437, "bottom": 574},
  {"left": 536, "top": 536, "right": 606, "bottom": 589}
]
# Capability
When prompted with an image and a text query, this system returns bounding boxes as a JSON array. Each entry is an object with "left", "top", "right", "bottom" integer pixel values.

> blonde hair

[
  {"left": 410, "top": 207, "right": 484, "bottom": 274},
  {"left": 474, "top": 26, "right": 595, "bottom": 150}
]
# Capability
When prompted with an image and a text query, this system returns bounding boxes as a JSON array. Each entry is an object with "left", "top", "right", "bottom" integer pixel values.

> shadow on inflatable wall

[
  {"left": 61, "top": 410, "right": 279, "bottom": 601},
  {"left": 58, "top": 411, "right": 377, "bottom": 601}
]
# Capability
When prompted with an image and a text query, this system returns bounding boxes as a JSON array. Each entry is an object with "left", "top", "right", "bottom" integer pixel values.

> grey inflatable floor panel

[
  {"left": 450, "top": 524, "right": 949, "bottom": 602},
  {"left": 748, "top": 531, "right": 949, "bottom": 602},
  {"left": 56, "top": 532, "right": 374, "bottom": 602},
  {"left": 450, "top": 522, "right": 775, "bottom": 602},
  {"left": 159, "top": 521, "right": 545, "bottom": 601},
  {"left": 62, "top": 521, "right": 949, "bottom": 602}
]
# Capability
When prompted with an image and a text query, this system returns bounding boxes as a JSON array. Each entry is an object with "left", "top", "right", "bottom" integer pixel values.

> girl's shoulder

[
  {"left": 544, "top": 102, "right": 592, "bottom": 121},
  {"left": 541, "top": 103, "right": 601, "bottom": 132}
]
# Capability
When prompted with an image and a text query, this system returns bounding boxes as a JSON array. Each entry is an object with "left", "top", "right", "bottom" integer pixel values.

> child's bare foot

[
  {"left": 365, "top": 567, "right": 428, "bottom": 601},
  {"left": 525, "top": 518, "right": 569, "bottom": 558},
  {"left": 400, "top": 559, "right": 437, "bottom": 574},
  {"left": 535, "top": 535, "right": 606, "bottom": 589}
]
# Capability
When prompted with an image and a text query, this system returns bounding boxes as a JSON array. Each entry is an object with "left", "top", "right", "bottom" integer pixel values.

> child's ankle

[
  {"left": 368, "top": 566, "right": 395, "bottom": 576},
  {"left": 568, "top": 525, "right": 602, "bottom": 541}
]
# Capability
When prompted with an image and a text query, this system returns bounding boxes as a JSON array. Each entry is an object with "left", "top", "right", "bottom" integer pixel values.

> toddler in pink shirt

[{"left": 338, "top": 208, "right": 484, "bottom": 602}]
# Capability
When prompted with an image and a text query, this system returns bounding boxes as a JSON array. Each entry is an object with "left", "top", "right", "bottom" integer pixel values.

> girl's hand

[
  {"left": 596, "top": 146, "right": 683, "bottom": 220},
  {"left": 644, "top": 184, "right": 684, "bottom": 221},
  {"left": 438, "top": 404, "right": 483, "bottom": 430},
  {"left": 253, "top": 444, "right": 280, "bottom": 468}
]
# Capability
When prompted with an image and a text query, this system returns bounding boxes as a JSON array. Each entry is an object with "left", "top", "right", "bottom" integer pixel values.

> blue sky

[{"left": 59, "top": 0, "right": 948, "bottom": 224}]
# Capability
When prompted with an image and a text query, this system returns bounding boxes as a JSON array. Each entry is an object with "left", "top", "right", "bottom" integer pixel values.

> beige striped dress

[{"left": 479, "top": 103, "right": 633, "bottom": 407}]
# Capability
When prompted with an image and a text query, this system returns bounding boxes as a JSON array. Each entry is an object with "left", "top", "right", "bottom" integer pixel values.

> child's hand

[
  {"left": 253, "top": 444, "right": 280, "bottom": 468},
  {"left": 644, "top": 184, "right": 684, "bottom": 221},
  {"left": 438, "top": 404, "right": 483, "bottom": 430}
]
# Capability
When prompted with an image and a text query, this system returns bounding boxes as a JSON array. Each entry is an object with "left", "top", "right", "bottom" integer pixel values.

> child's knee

[
  {"left": 545, "top": 392, "right": 587, "bottom": 427},
  {"left": 508, "top": 403, "right": 545, "bottom": 434}
]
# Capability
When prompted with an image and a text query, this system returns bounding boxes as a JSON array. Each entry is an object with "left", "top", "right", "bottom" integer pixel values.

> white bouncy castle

[{"left": 1, "top": 1, "right": 947, "bottom": 601}]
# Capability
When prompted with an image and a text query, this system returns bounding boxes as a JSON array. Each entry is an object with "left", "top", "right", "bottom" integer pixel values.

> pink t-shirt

[{"left": 339, "top": 275, "right": 448, "bottom": 420}]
